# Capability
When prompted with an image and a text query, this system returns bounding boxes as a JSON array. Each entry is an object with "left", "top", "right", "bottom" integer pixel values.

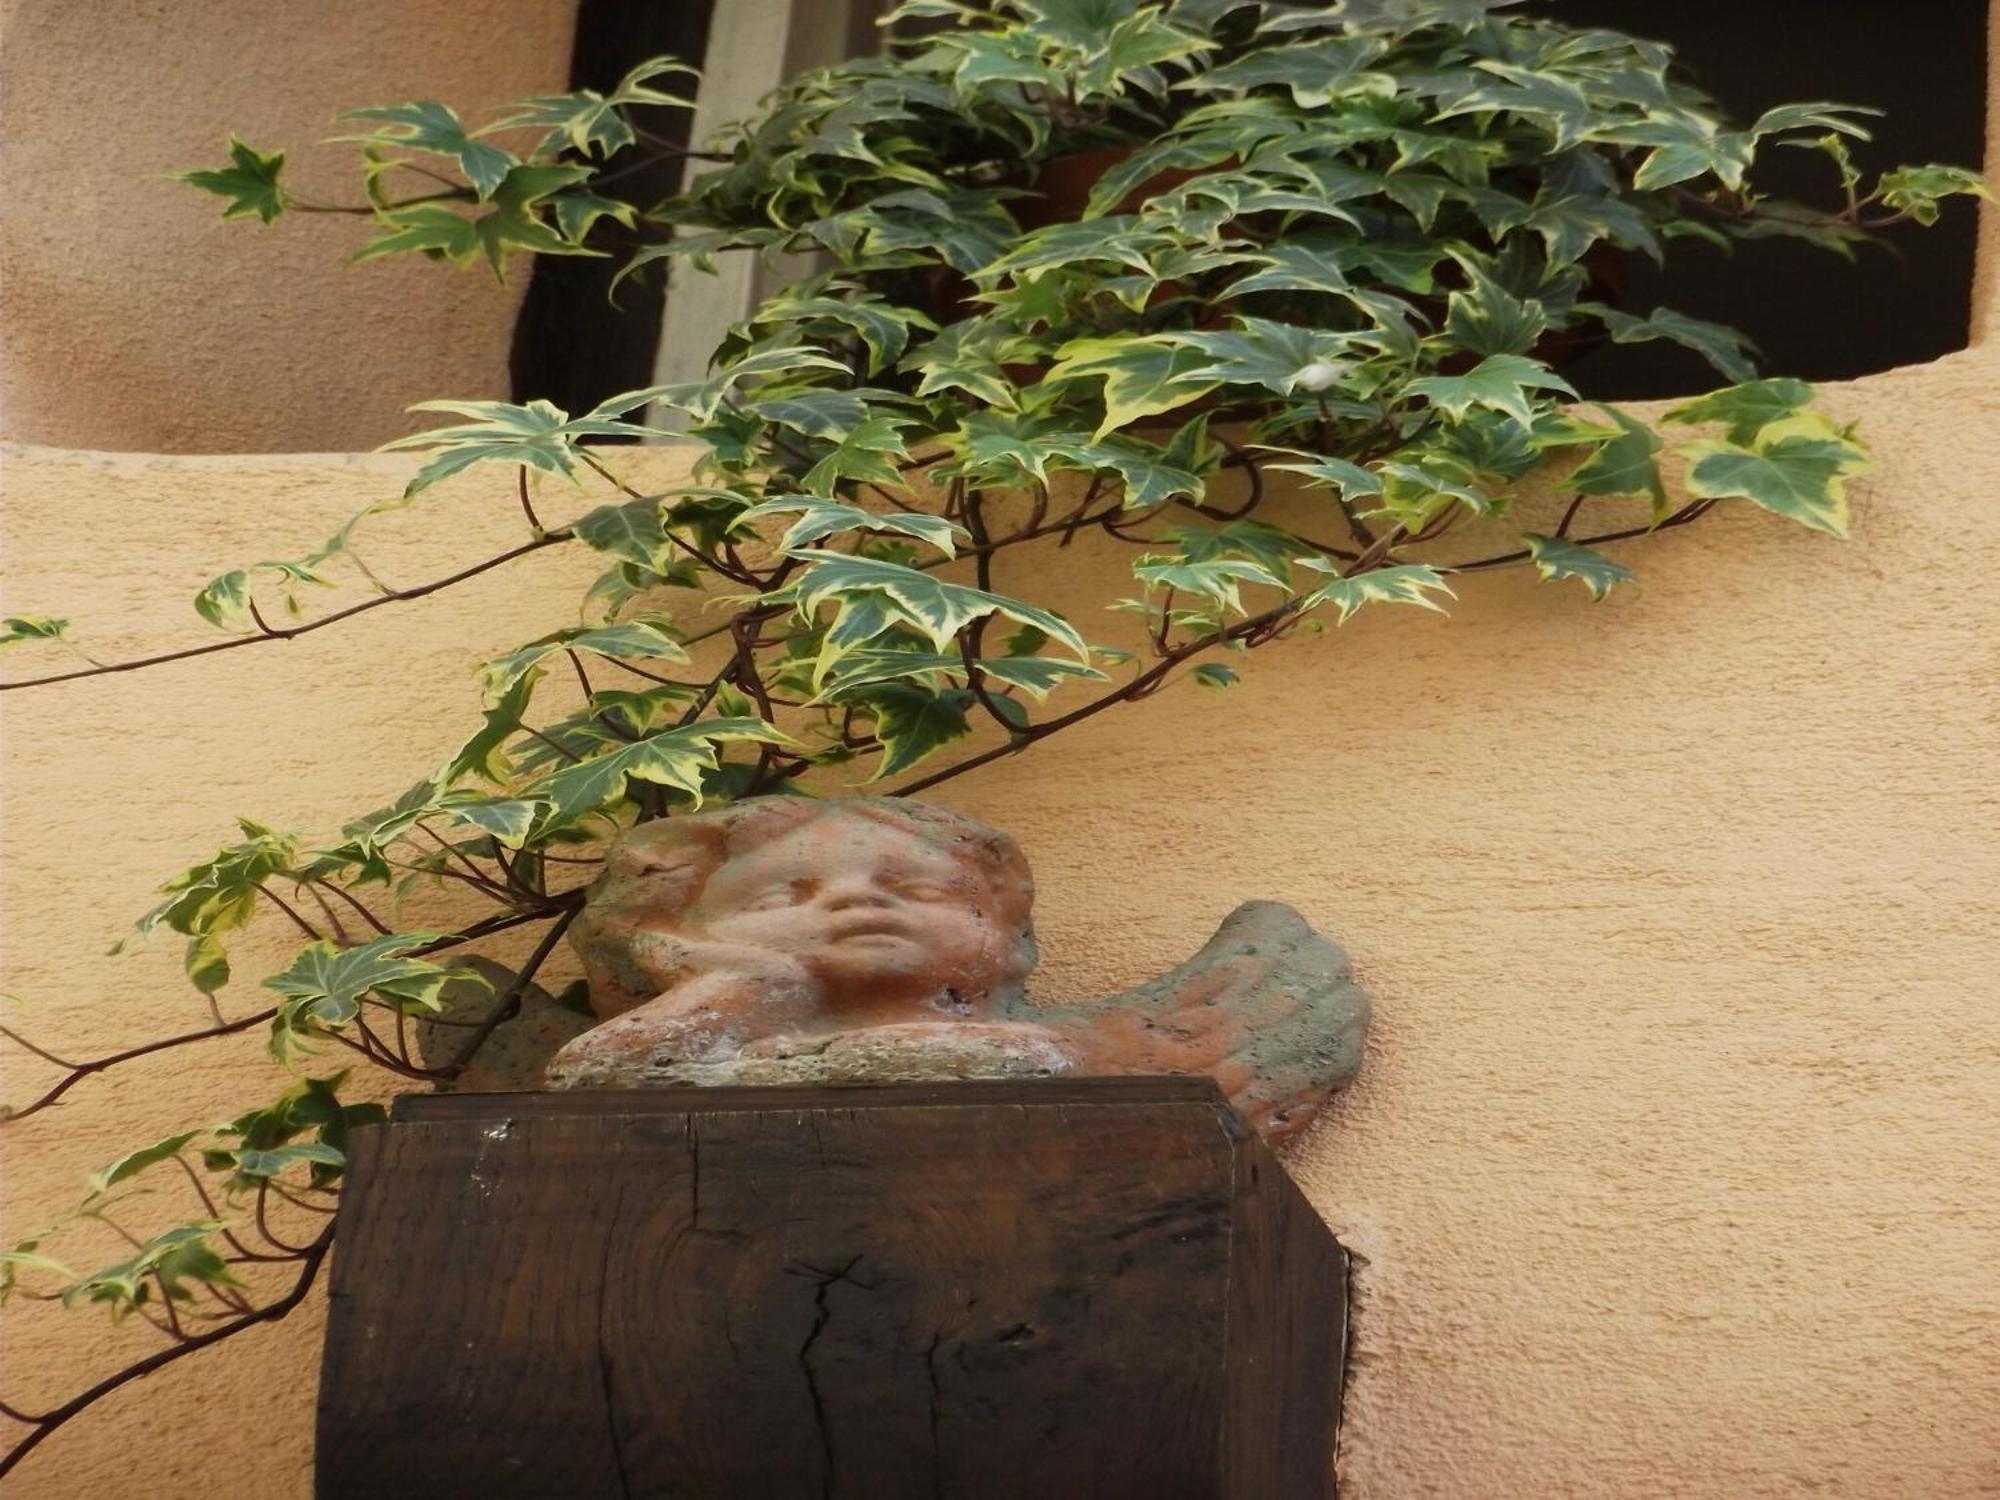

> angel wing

[{"left": 1011, "top": 901, "right": 1370, "bottom": 1142}]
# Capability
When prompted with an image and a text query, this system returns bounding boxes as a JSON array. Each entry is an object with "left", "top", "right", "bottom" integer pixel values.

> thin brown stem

[
  {"left": 2, "top": 532, "right": 572, "bottom": 692},
  {"left": 0, "top": 1226, "right": 334, "bottom": 1482}
]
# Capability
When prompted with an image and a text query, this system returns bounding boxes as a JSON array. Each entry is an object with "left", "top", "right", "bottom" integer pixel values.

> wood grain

[{"left": 317, "top": 1079, "right": 1346, "bottom": 1498}]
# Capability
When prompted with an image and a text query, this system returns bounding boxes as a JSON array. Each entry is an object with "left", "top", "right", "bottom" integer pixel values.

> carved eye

[
  {"left": 895, "top": 881, "right": 953, "bottom": 902},
  {"left": 745, "top": 881, "right": 809, "bottom": 911}
]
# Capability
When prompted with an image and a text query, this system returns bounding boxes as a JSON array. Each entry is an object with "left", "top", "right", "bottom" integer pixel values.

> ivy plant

[{"left": 0, "top": 0, "right": 1983, "bottom": 1476}]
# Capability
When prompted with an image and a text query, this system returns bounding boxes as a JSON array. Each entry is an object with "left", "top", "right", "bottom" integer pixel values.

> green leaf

[
  {"left": 1568, "top": 406, "right": 1667, "bottom": 517},
  {"left": 1663, "top": 378, "right": 1815, "bottom": 444},
  {"left": 1168, "top": 319, "right": 1360, "bottom": 396},
  {"left": 441, "top": 673, "right": 539, "bottom": 785},
  {"left": 265, "top": 932, "right": 480, "bottom": 1059},
  {"left": 1682, "top": 414, "right": 1871, "bottom": 537},
  {"left": 1226, "top": 242, "right": 1352, "bottom": 297},
  {"left": 819, "top": 648, "right": 1103, "bottom": 702},
  {"left": 1874, "top": 163, "right": 1990, "bottom": 226},
  {"left": 138, "top": 825, "right": 299, "bottom": 940},
  {"left": 1522, "top": 534, "right": 1634, "bottom": 600},
  {"left": 491, "top": 59, "right": 697, "bottom": 157},
  {"left": 526, "top": 718, "right": 791, "bottom": 825},
  {"left": 1257, "top": 448, "right": 1386, "bottom": 500},
  {"left": 784, "top": 552, "right": 1090, "bottom": 673},
  {"left": 1043, "top": 336, "right": 1220, "bottom": 439},
  {"left": 380, "top": 394, "right": 653, "bottom": 497},
  {"left": 742, "top": 499, "right": 965, "bottom": 557},
  {"left": 65, "top": 1224, "right": 243, "bottom": 1315},
  {"left": 1405, "top": 355, "right": 1576, "bottom": 427},
  {"left": 194, "top": 570, "right": 253, "bottom": 630},
  {"left": 861, "top": 683, "right": 974, "bottom": 777},
  {"left": 1189, "top": 662, "right": 1238, "bottom": 689},
  {"left": 1300, "top": 562, "right": 1455, "bottom": 623},
  {"left": 755, "top": 289, "right": 936, "bottom": 375},
  {"left": 352, "top": 163, "right": 601, "bottom": 280},
  {"left": 800, "top": 417, "right": 920, "bottom": 496},
  {"left": 0, "top": 615, "right": 71, "bottom": 649},
  {"left": 479, "top": 621, "right": 689, "bottom": 701},
  {"left": 185, "top": 933, "right": 231, "bottom": 996},
  {"left": 341, "top": 101, "right": 518, "bottom": 199},
  {"left": 231, "top": 1142, "right": 348, "bottom": 1180},
  {"left": 177, "top": 138, "right": 286, "bottom": 224},
  {"left": 87, "top": 1132, "right": 201, "bottom": 1196},
  {"left": 1442, "top": 265, "right": 1548, "bottom": 358},
  {"left": 1587, "top": 305, "right": 1757, "bottom": 384}
]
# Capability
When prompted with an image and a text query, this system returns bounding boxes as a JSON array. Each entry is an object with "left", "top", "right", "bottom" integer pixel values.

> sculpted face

[{"left": 684, "top": 818, "right": 1011, "bottom": 1007}]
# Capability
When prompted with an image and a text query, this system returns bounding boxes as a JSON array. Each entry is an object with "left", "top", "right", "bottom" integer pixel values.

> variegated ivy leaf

[
  {"left": 1523, "top": 534, "right": 1634, "bottom": 601},
  {"left": 801, "top": 417, "right": 921, "bottom": 495},
  {"left": 903, "top": 321, "right": 1032, "bottom": 410},
  {"left": 479, "top": 620, "right": 689, "bottom": 702},
  {"left": 381, "top": 396, "right": 657, "bottom": 497},
  {"left": 177, "top": 138, "right": 286, "bottom": 224},
  {"left": 1663, "top": 378, "right": 1814, "bottom": 444},
  {"left": 266, "top": 932, "right": 478, "bottom": 1059},
  {"left": 1225, "top": 241, "right": 1352, "bottom": 297},
  {"left": 206, "top": 1072, "right": 384, "bottom": 1190},
  {"left": 62, "top": 1223, "right": 243, "bottom": 1315},
  {"left": 521, "top": 718, "right": 792, "bottom": 826},
  {"left": 351, "top": 163, "right": 602, "bottom": 280},
  {"left": 1681, "top": 413, "right": 1871, "bottom": 537},
  {"left": 339, "top": 101, "right": 519, "bottom": 199},
  {"left": 1190, "top": 662, "right": 1238, "bottom": 689},
  {"left": 489, "top": 59, "right": 697, "bottom": 158},
  {"left": 1441, "top": 261, "right": 1548, "bottom": 357},
  {"left": 741, "top": 499, "right": 966, "bottom": 558},
  {"left": 1134, "top": 555, "right": 1285, "bottom": 615},
  {"left": 858, "top": 682, "right": 974, "bottom": 778},
  {"left": 753, "top": 288, "right": 937, "bottom": 374},
  {"left": 1180, "top": 33, "right": 1397, "bottom": 107},
  {"left": 88, "top": 1132, "right": 202, "bottom": 1197},
  {"left": 1047, "top": 429, "right": 1209, "bottom": 509},
  {"left": 1584, "top": 304, "right": 1758, "bottom": 385},
  {"left": 1168, "top": 319, "right": 1361, "bottom": 396},
  {"left": 137, "top": 820, "right": 300, "bottom": 941},
  {"left": 448, "top": 797, "right": 546, "bottom": 849},
  {"left": 817, "top": 648, "right": 1104, "bottom": 703},
  {"left": 1299, "top": 561, "right": 1455, "bottom": 624},
  {"left": 0, "top": 615, "right": 71, "bottom": 649},
  {"left": 1043, "top": 336, "right": 1220, "bottom": 440},
  {"left": 601, "top": 346, "right": 854, "bottom": 426},
  {"left": 193, "top": 559, "right": 335, "bottom": 631},
  {"left": 783, "top": 552, "right": 1090, "bottom": 675},
  {"left": 1874, "top": 163, "right": 1991, "bottom": 226},
  {"left": 1568, "top": 406, "right": 1667, "bottom": 517},
  {"left": 1256, "top": 448, "right": 1386, "bottom": 500},
  {"left": 1405, "top": 355, "right": 1577, "bottom": 427}
]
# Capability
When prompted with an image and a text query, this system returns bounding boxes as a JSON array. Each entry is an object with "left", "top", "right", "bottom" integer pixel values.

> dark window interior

[
  {"left": 1554, "top": 0, "right": 1986, "bottom": 398},
  {"left": 509, "top": 0, "right": 715, "bottom": 419},
  {"left": 512, "top": 0, "right": 1988, "bottom": 411}
]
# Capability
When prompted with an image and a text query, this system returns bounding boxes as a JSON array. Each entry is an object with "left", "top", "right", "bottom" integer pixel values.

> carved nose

[{"left": 820, "top": 878, "right": 894, "bottom": 911}]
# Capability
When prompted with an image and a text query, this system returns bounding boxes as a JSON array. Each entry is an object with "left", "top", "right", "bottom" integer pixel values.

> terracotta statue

[{"left": 540, "top": 797, "right": 1369, "bottom": 1141}]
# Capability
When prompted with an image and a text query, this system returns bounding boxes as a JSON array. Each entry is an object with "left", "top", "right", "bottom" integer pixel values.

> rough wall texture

[
  {"left": 4, "top": 27, "right": 2000, "bottom": 1500},
  {"left": 0, "top": 0, "right": 577, "bottom": 453}
]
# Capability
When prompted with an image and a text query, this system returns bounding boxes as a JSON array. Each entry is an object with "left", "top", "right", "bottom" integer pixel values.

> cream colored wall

[
  {"left": 5, "top": 25, "right": 2000, "bottom": 1500},
  {"left": 0, "top": 0, "right": 578, "bottom": 453}
]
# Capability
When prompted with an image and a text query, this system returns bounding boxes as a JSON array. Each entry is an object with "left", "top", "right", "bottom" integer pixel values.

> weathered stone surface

[{"left": 543, "top": 797, "right": 1369, "bottom": 1140}]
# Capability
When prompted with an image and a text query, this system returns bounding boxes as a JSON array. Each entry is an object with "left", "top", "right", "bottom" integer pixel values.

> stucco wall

[
  {"left": 5, "top": 31, "right": 2000, "bottom": 1500},
  {"left": 0, "top": 0, "right": 577, "bottom": 453}
]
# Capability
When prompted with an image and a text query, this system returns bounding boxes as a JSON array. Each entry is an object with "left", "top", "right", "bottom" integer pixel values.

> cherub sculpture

[{"left": 544, "top": 797, "right": 1369, "bottom": 1141}]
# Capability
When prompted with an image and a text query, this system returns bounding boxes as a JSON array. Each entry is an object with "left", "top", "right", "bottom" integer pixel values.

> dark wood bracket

[{"left": 317, "top": 1077, "right": 1348, "bottom": 1498}]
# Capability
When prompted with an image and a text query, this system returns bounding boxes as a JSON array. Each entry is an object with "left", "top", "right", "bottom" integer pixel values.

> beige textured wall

[
  {"left": 0, "top": 0, "right": 577, "bottom": 453},
  {"left": 5, "top": 28, "right": 2000, "bottom": 1500}
]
